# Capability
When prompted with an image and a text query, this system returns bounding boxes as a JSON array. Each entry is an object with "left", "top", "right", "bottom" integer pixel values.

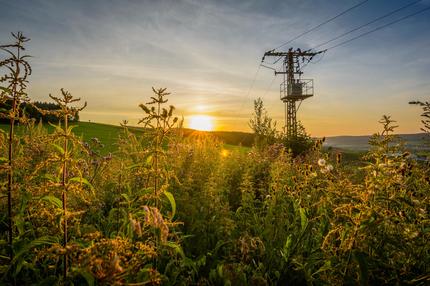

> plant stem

[
  {"left": 62, "top": 112, "right": 68, "bottom": 280},
  {"left": 7, "top": 44, "right": 20, "bottom": 261},
  {"left": 155, "top": 99, "right": 160, "bottom": 206},
  {"left": 7, "top": 100, "right": 15, "bottom": 260}
]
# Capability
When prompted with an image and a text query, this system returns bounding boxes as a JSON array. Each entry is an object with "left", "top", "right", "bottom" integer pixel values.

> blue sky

[{"left": 1, "top": 0, "right": 429, "bottom": 135}]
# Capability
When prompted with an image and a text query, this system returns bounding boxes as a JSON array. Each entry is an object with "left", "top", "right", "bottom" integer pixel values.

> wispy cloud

[{"left": 1, "top": 0, "right": 429, "bottom": 135}]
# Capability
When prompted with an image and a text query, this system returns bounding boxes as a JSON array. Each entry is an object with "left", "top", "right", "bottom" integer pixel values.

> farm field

[{"left": 0, "top": 122, "right": 250, "bottom": 155}]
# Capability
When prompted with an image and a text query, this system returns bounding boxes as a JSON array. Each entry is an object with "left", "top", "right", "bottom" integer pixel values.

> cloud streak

[{"left": 0, "top": 0, "right": 429, "bottom": 135}]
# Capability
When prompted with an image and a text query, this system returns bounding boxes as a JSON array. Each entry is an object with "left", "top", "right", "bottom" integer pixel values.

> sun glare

[{"left": 189, "top": 115, "right": 214, "bottom": 131}]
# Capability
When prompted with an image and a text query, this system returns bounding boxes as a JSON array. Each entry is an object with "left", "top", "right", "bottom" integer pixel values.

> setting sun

[{"left": 189, "top": 115, "right": 214, "bottom": 131}]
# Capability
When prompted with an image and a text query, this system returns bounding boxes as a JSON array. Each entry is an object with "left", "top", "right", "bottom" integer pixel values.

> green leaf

[
  {"left": 69, "top": 177, "right": 94, "bottom": 190},
  {"left": 0, "top": 157, "right": 8, "bottom": 163},
  {"left": 40, "top": 195, "right": 62, "bottom": 209},
  {"left": 76, "top": 268, "right": 94, "bottom": 286},
  {"left": 12, "top": 236, "right": 59, "bottom": 275},
  {"left": 312, "top": 260, "right": 332, "bottom": 277},
  {"left": 217, "top": 264, "right": 224, "bottom": 278},
  {"left": 299, "top": 207, "right": 308, "bottom": 231},
  {"left": 281, "top": 234, "right": 293, "bottom": 262},
  {"left": 163, "top": 241, "right": 185, "bottom": 259},
  {"left": 126, "top": 163, "right": 144, "bottom": 170},
  {"left": 68, "top": 124, "right": 77, "bottom": 134},
  {"left": 15, "top": 214, "right": 25, "bottom": 235},
  {"left": 121, "top": 193, "right": 130, "bottom": 203},
  {"left": 42, "top": 173, "right": 59, "bottom": 183},
  {"left": 48, "top": 121, "right": 64, "bottom": 133},
  {"left": 51, "top": 143, "right": 65, "bottom": 155},
  {"left": 353, "top": 251, "right": 368, "bottom": 286},
  {"left": 163, "top": 191, "right": 176, "bottom": 219},
  {"left": 146, "top": 155, "right": 153, "bottom": 166}
]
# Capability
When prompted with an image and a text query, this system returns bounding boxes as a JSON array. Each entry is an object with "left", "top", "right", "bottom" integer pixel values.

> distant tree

[
  {"left": 282, "top": 121, "right": 314, "bottom": 156},
  {"left": 249, "top": 98, "right": 277, "bottom": 149},
  {"left": 0, "top": 100, "right": 80, "bottom": 124},
  {"left": 409, "top": 100, "right": 430, "bottom": 133}
]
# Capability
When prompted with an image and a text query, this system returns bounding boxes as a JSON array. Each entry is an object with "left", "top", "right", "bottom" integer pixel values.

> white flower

[
  {"left": 325, "top": 164, "right": 334, "bottom": 172},
  {"left": 318, "top": 159, "right": 326, "bottom": 167}
]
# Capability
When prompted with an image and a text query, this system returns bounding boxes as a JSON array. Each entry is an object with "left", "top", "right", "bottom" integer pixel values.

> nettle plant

[
  {"left": 0, "top": 32, "right": 31, "bottom": 260},
  {"left": 30, "top": 89, "right": 89, "bottom": 281},
  {"left": 91, "top": 88, "right": 181, "bottom": 284},
  {"left": 138, "top": 87, "right": 178, "bottom": 205}
]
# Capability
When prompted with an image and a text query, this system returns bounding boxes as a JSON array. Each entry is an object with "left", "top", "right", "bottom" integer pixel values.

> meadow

[{"left": 1, "top": 33, "right": 430, "bottom": 286}]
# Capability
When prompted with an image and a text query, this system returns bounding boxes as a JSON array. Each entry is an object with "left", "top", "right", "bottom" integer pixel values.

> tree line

[{"left": 0, "top": 99, "right": 80, "bottom": 124}]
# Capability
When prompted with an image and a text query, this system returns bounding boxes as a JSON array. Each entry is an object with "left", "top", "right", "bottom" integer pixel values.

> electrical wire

[
  {"left": 240, "top": 63, "right": 262, "bottom": 109},
  {"left": 273, "top": 0, "right": 370, "bottom": 50},
  {"left": 261, "top": 76, "right": 277, "bottom": 100},
  {"left": 311, "top": 0, "right": 422, "bottom": 50},
  {"left": 261, "top": 64, "right": 276, "bottom": 72},
  {"left": 324, "top": 5, "right": 430, "bottom": 51},
  {"left": 309, "top": 51, "right": 326, "bottom": 64}
]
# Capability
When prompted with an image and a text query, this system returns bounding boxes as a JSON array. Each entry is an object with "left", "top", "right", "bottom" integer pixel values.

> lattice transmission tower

[{"left": 262, "top": 48, "right": 324, "bottom": 138}]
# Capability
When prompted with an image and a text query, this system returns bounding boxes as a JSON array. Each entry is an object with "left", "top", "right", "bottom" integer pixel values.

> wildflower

[
  {"left": 91, "top": 137, "right": 101, "bottom": 145},
  {"left": 103, "top": 153, "right": 113, "bottom": 161},
  {"left": 129, "top": 214, "right": 142, "bottom": 237},
  {"left": 318, "top": 158, "right": 326, "bottom": 167},
  {"left": 325, "top": 164, "right": 334, "bottom": 172}
]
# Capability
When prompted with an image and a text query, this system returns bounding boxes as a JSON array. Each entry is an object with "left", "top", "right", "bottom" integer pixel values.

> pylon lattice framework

[{"left": 262, "top": 48, "right": 324, "bottom": 138}]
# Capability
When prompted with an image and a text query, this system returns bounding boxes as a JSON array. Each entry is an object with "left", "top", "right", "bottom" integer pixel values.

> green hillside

[{"left": 0, "top": 122, "right": 251, "bottom": 154}]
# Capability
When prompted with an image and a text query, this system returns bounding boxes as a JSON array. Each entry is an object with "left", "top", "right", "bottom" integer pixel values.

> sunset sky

[{"left": 1, "top": 0, "right": 429, "bottom": 136}]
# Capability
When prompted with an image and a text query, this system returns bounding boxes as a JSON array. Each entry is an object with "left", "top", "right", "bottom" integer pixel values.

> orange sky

[{"left": 2, "top": 0, "right": 429, "bottom": 136}]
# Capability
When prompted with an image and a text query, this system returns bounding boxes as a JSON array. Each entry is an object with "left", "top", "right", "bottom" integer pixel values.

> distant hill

[
  {"left": 2, "top": 121, "right": 428, "bottom": 152},
  {"left": 324, "top": 133, "right": 430, "bottom": 151}
]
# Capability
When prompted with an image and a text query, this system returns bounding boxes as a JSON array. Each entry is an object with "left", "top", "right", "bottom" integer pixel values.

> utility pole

[{"left": 262, "top": 48, "right": 324, "bottom": 138}]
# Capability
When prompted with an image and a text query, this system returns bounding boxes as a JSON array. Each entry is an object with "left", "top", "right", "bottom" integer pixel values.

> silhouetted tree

[{"left": 0, "top": 100, "right": 80, "bottom": 124}]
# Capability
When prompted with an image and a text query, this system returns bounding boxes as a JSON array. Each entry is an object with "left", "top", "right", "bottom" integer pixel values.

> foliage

[
  {"left": 249, "top": 97, "right": 277, "bottom": 149},
  {"left": 0, "top": 31, "right": 32, "bottom": 262},
  {"left": 282, "top": 121, "right": 314, "bottom": 156},
  {"left": 0, "top": 100, "right": 80, "bottom": 124},
  {"left": 1, "top": 32, "right": 429, "bottom": 285},
  {"left": 410, "top": 100, "right": 430, "bottom": 134}
]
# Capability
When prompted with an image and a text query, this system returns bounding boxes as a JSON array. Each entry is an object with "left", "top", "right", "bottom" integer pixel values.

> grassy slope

[
  {"left": 0, "top": 122, "right": 249, "bottom": 154},
  {"left": 0, "top": 122, "right": 125, "bottom": 153}
]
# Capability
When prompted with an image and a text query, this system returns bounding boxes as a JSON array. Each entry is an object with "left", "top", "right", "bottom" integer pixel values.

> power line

[
  {"left": 324, "top": 5, "right": 430, "bottom": 51},
  {"left": 273, "top": 0, "right": 370, "bottom": 50},
  {"left": 240, "top": 63, "right": 262, "bottom": 109},
  {"left": 311, "top": 0, "right": 422, "bottom": 50}
]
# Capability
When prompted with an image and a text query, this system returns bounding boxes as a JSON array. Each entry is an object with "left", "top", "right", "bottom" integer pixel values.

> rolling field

[{"left": 0, "top": 122, "right": 249, "bottom": 154}]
